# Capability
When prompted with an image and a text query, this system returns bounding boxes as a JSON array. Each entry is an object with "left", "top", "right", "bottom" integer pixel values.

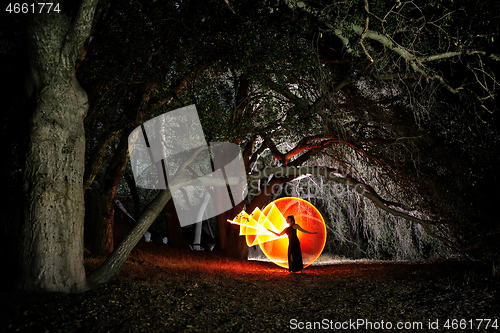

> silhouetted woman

[{"left": 268, "top": 215, "right": 317, "bottom": 273}]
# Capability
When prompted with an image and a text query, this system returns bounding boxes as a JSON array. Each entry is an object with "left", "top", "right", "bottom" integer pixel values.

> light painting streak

[{"left": 228, "top": 197, "right": 327, "bottom": 269}]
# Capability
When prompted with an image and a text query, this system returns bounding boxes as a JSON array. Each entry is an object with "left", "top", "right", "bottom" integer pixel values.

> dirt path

[{"left": 1, "top": 246, "right": 499, "bottom": 332}]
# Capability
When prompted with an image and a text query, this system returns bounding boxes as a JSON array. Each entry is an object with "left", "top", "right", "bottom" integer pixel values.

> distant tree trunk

[
  {"left": 19, "top": 0, "right": 98, "bottom": 293},
  {"left": 124, "top": 171, "right": 141, "bottom": 219},
  {"left": 85, "top": 190, "right": 115, "bottom": 255},
  {"left": 88, "top": 188, "right": 173, "bottom": 285},
  {"left": 83, "top": 128, "right": 122, "bottom": 190},
  {"left": 193, "top": 193, "right": 211, "bottom": 250},
  {"left": 193, "top": 222, "right": 202, "bottom": 250},
  {"left": 85, "top": 133, "right": 129, "bottom": 256},
  {"left": 215, "top": 181, "right": 247, "bottom": 259},
  {"left": 216, "top": 205, "right": 248, "bottom": 259},
  {"left": 164, "top": 199, "right": 190, "bottom": 249}
]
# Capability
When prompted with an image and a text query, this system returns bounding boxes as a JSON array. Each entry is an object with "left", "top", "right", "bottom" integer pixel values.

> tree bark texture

[{"left": 19, "top": 0, "right": 98, "bottom": 293}]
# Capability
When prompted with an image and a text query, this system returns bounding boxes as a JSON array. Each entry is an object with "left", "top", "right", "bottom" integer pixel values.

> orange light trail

[{"left": 228, "top": 197, "right": 327, "bottom": 269}]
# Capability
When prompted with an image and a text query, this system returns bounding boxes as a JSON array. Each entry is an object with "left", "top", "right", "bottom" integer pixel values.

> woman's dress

[{"left": 285, "top": 226, "right": 303, "bottom": 272}]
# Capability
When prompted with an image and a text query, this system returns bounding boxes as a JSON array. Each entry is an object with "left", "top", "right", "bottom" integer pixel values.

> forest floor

[{"left": 1, "top": 243, "right": 499, "bottom": 333}]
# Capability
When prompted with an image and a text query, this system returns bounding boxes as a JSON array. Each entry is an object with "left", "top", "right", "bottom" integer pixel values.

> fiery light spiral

[{"left": 228, "top": 197, "right": 327, "bottom": 268}]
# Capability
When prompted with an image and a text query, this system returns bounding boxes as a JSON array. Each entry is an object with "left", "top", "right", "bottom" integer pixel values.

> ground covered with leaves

[{"left": 1, "top": 244, "right": 499, "bottom": 332}]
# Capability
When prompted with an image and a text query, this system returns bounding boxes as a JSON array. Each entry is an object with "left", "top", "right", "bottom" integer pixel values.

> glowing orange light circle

[{"left": 258, "top": 197, "right": 326, "bottom": 269}]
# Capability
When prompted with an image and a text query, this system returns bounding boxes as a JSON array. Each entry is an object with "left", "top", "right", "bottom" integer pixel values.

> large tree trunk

[{"left": 19, "top": 0, "right": 99, "bottom": 292}]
